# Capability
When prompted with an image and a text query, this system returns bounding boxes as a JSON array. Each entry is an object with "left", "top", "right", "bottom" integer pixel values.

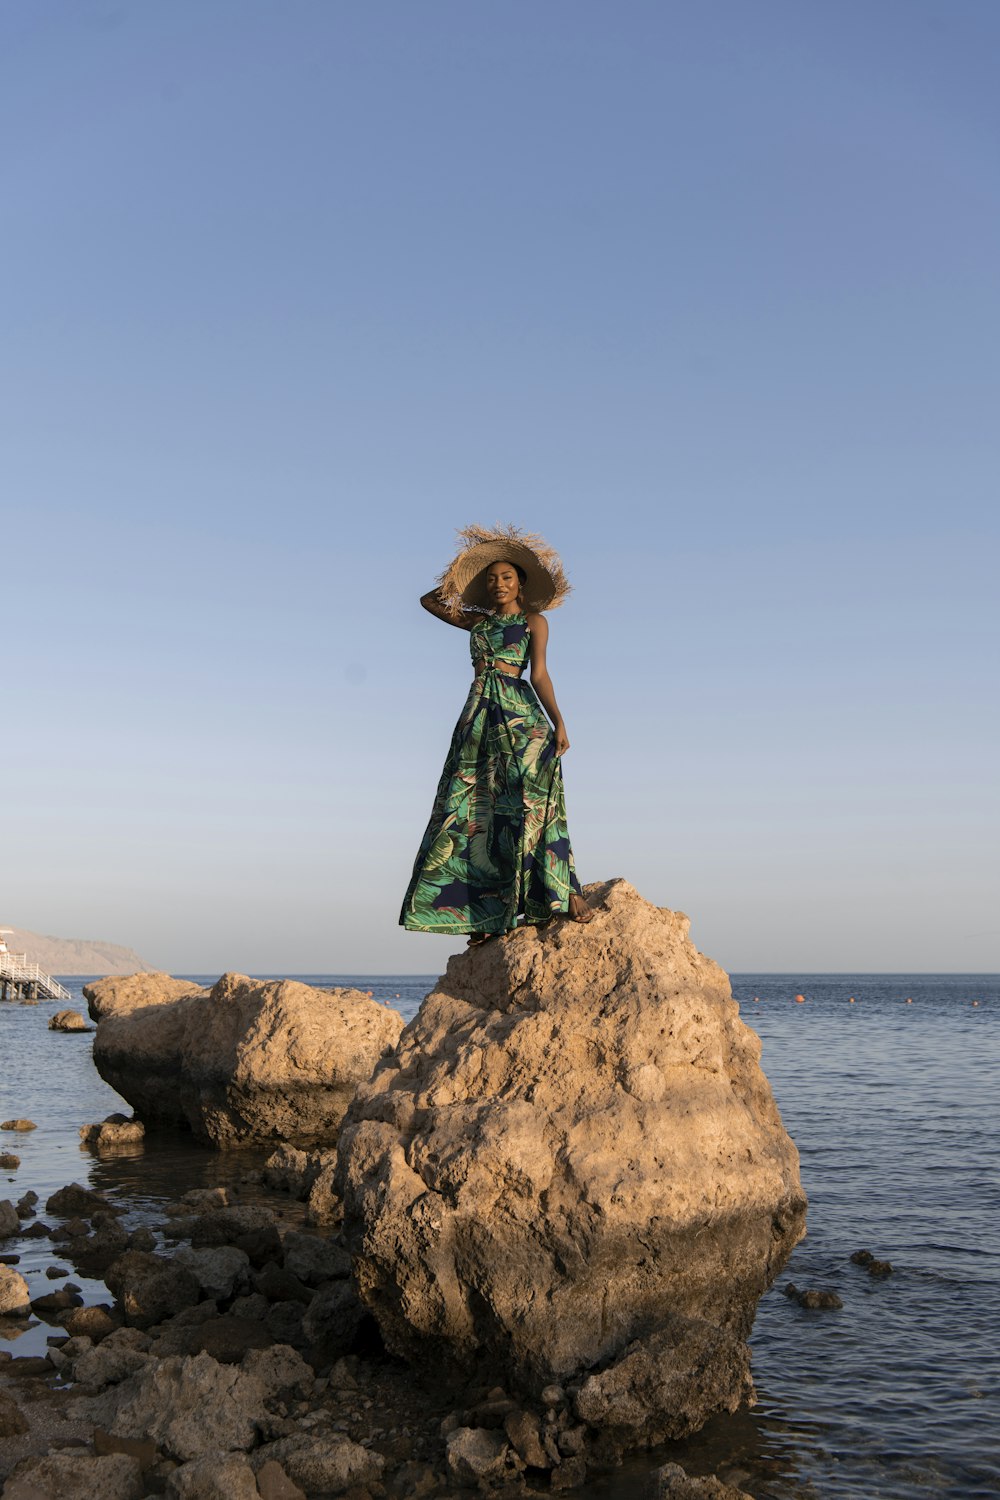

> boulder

[
  {"left": 1, "top": 1154, "right": 21, "bottom": 1170},
  {"left": 165, "top": 1451, "right": 260, "bottom": 1500},
  {"left": 48, "top": 1009, "right": 92, "bottom": 1032},
  {"left": 337, "top": 879, "right": 806, "bottom": 1438},
  {"left": 252, "top": 1435, "right": 383, "bottom": 1494},
  {"left": 0, "top": 1201, "right": 19, "bottom": 1239},
  {"left": 67, "top": 1351, "right": 267, "bottom": 1461},
  {"left": 446, "top": 1427, "right": 514, "bottom": 1483},
  {"left": 104, "top": 1251, "right": 201, "bottom": 1329},
  {"left": 46, "top": 1183, "right": 123, "bottom": 1218},
  {"left": 0, "top": 1120, "right": 36, "bottom": 1131},
  {"left": 172, "top": 1246, "right": 251, "bottom": 1301},
  {"left": 80, "top": 1115, "right": 145, "bottom": 1148},
  {"left": 83, "top": 972, "right": 208, "bottom": 1021},
  {"left": 0, "top": 1266, "right": 30, "bottom": 1315},
  {"left": 2, "top": 1452, "right": 143, "bottom": 1500},
  {"left": 0, "top": 1388, "right": 29, "bottom": 1437},
  {"left": 92, "top": 973, "right": 404, "bottom": 1145}
]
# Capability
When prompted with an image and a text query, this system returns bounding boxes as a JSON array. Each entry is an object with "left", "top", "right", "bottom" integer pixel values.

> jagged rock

[
  {"left": 104, "top": 1250, "right": 201, "bottom": 1329},
  {"left": 504, "top": 1408, "right": 551, "bottom": 1468},
  {"left": 92, "top": 972, "right": 404, "bottom": 1145},
  {"left": 165, "top": 1451, "right": 260, "bottom": 1500},
  {"left": 48, "top": 1008, "right": 92, "bottom": 1032},
  {"left": 650, "top": 1462, "right": 755, "bottom": 1498},
  {"left": 74, "top": 1337, "right": 153, "bottom": 1389},
  {"left": 0, "top": 1388, "right": 28, "bottom": 1436},
  {"left": 574, "top": 1315, "right": 752, "bottom": 1443},
  {"left": 0, "top": 1265, "right": 31, "bottom": 1314},
  {"left": 2, "top": 1452, "right": 143, "bottom": 1500},
  {"left": 337, "top": 878, "right": 806, "bottom": 1437},
  {"left": 251, "top": 1434, "right": 384, "bottom": 1494},
  {"left": 446, "top": 1426, "right": 514, "bottom": 1482},
  {"left": 281, "top": 1231, "right": 351, "bottom": 1287},
  {"left": 46, "top": 1183, "right": 122, "bottom": 1218},
  {"left": 301, "top": 1279, "right": 365, "bottom": 1352},
  {"left": 83, "top": 972, "right": 209, "bottom": 1021},
  {"left": 262, "top": 1145, "right": 311, "bottom": 1194},
  {"left": 0, "top": 1201, "right": 19, "bottom": 1239},
  {"left": 80, "top": 1115, "right": 145, "bottom": 1147},
  {"left": 241, "top": 1343, "right": 315, "bottom": 1401},
  {"left": 173, "top": 1246, "right": 251, "bottom": 1301},
  {"left": 67, "top": 1351, "right": 267, "bottom": 1461}
]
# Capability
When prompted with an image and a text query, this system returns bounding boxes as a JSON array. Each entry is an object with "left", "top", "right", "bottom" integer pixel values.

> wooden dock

[{"left": 0, "top": 950, "right": 72, "bottom": 1003}]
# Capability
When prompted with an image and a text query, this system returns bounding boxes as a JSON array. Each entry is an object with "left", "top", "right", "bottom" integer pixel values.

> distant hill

[{"left": 2, "top": 926, "right": 155, "bottom": 977}]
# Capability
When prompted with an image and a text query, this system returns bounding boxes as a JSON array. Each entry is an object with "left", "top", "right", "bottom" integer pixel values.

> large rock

[
  {"left": 83, "top": 972, "right": 208, "bottom": 1021},
  {"left": 2, "top": 1452, "right": 143, "bottom": 1500},
  {"left": 337, "top": 879, "right": 806, "bottom": 1438},
  {"left": 92, "top": 973, "right": 404, "bottom": 1145},
  {"left": 48, "top": 1008, "right": 92, "bottom": 1032}
]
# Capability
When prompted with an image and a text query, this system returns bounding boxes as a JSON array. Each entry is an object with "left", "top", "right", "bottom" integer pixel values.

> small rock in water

[
  {"left": 80, "top": 1114, "right": 145, "bottom": 1147},
  {"left": 47, "top": 1182, "right": 122, "bottom": 1218},
  {"left": 0, "top": 1200, "right": 20, "bottom": 1239},
  {"left": 46, "top": 1265, "right": 71, "bottom": 1279},
  {"left": 22, "top": 1220, "right": 52, "bottom": 1238},
  {"left": 850, "top": 1248, "right": 874, "bottom": 1265},
  {"left": 783, "top": 1282, "right": 843, "bottom": 1309},
  {"left": 850, "top": 1247, "right": 893, "bottom": 1276},
  {"left": 650, "top": 1460, "right": 755, "bottom": 1498},
  {"left": 1, "top": 1119, "right": 37, "bottom": 1131},
  {"left": 0, "top": 1152, "right": 20, "bottom": 1170},
  {"left": 16, "top": 1190, "right": 38, "bottom": 1216},
  {"left": 48, "top": 1008, "right": 93, "bottom": 1032}
]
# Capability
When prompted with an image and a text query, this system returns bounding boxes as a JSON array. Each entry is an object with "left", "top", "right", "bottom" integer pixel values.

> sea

[{"left": 2, "top": 972, "right": 997, "bottom": 1500}]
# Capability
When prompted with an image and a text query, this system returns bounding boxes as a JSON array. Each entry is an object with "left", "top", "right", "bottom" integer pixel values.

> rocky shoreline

[{"left": 1, "top": 880, "right": 807, "bottom": 1499}]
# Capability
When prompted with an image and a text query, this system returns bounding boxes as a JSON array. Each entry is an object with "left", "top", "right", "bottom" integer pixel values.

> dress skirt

[{"left": 399, "top": 668, "right": 582, "bottom": 935}]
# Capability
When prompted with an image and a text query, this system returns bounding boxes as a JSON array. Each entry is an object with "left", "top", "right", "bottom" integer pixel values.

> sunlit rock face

[{"left": 337, "top": 878, "right": 806, "bottom": 1441}]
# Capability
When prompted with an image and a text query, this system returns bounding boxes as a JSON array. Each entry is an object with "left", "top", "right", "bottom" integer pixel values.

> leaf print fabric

[{"left": 400, "top": 612, "right": 583, "bottom": 935}]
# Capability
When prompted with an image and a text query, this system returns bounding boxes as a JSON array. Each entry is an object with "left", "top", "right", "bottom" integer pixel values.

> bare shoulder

[{"left": 525, "top": 611, "right": 548, "bottom": 639}]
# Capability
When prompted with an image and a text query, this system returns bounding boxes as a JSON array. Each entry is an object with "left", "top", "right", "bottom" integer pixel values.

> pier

[{"left": 0, "top": 945, "right": 72, "bottom": 1003}]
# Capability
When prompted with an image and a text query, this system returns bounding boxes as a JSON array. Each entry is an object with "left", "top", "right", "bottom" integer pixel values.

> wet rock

[
  {"left": 173, "top": 1245, "right": 251, "bottom": 1301},
  {"left": 83, "top": 972, "right": 209, "bottom": 1021},
  {"left": 104, "top": 1250, "right": 201, "bottom": 1329},
  {"left": 49, "top": 1008, "right": 92, "bottom": 1032},
  {"left": 128, "top": 1226, "right": 156, "bottom": 1252},
  {"left": 868, "top": 1259, "right": 893, "bottom": 1277},
  {"left": 256, "top": 1458, "right": 307, "bottom": 1500},
  {"left": 0, "top": 1201, "right": 19, "bottom": 1238},
  {"left": 263, "top": 1145, "right": 312, "bottom": 1195},
  {"left": 301, "top": 1279, "right": 366, "bottom": 1352},
  {"left": 2, "top": 1452, "right": 143, "bottom": 1500},
  {"left": 70, "top": 1216, "right": 131, "bottom": 1278},
  {"left": 46, "top": 1265, "right": 70, "bottom": 1279},
  {"left": 63, "top": 1304, "right": 123, "bottom": 1342},
  {"left": 80, "top": 1115, "right": 145, "bottom": 1147},
  {"left": 252, "top": 1434, "right": 384, "bottom": 1494},
  {"left": 16, "top": 1191, "right": 38, "bottom": 1216},
  {"left": 650, "top": 1461, "right": 755, "bottom": 1498},
  {"left": 282, "top": 1231, "right": 352, "bottom": 1287},
  {"left": 574, "top": 1314, "right": 753, "bottom": 1444},
  {"left": 0, "top": 1120, "right": 36, "bottom": 1131},
  {"left": 5, "top": 1355, "right": 55, "bottom": 1379},
  {"left": 446, "top": 1426, "right": 513, "bottom": 1483},
  {"left": 0, "top": 1153, "right": 20, "bottom": 1170},
  {"left": 67, "top": 1350, "right": 267, "bottom": 1461},
  {"left": 51, "top": 1216, "right": 91, "bottom": 1240},
  {"left": 92, "top": 972, "right": 404, "bottom": 1145},
  {"left": 181, "top": 1187, "right": 231, "bottom": 1212},
  {"left": 339, "top": 878, "right": 805, "bottom": 1431},
  {"left": 165, "top": 1451, "right": 260, "bottom": 1500},
  {"left": 46, "top": 1182, "right": 122, "bottom": 1218},
  {"left": 0, "top": 1387, "right": 29, "bottom": 1436},
  {"left": 783, "top": 1283, "right": 843, "bottom": 1309},
  {"left": 31, "top": 1286, "right": 84, "bottom": 1316},
  {"left": 21, "top": 1221, "right": 51, "bottom": 1239}
]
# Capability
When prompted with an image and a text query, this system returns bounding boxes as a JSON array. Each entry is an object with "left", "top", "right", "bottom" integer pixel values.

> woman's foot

[
  {"left": 467, "top": 932, "right": 495, "bottom": 947},
  {"left": 567, "top": 893, "right": 594, "bottom": 924}
]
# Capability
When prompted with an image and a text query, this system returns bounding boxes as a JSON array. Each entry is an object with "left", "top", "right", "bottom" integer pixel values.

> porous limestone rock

[
  {"left": 2, "top": 1452, "right": 143, "bottom": 1500},
  {"left": 337, "top": 879, "right": 806, "bottom": 1439},
  {"left": 80, "top": 1114, "right": 145, "bottom": 1148},
  {"left": 165, "top": 1451, "right": 260, "bottom": 1500},
  {"left": 83, "top": 972, "right": 209, "bottom": 1021},
  {"left": 67, "top": 1351, "right": 266, "bottom": 1461},
  {"left": 251, "top": 1435, "right": 384, "bottom": 1494},
  {"left": 92, "top": 973, "right": 404, "bottom": 1145}
]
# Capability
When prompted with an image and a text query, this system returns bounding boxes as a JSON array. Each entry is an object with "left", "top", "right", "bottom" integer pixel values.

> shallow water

[{"left": 1, "top": 972, "right": 997, "bottom": 1498}]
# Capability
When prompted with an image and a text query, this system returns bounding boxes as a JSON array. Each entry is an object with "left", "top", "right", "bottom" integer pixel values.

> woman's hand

[{"left": 554, "top": 724, "right": 570, "bottom": 757}]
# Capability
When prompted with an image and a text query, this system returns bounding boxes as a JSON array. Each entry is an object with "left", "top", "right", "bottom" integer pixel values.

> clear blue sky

[{"left": 3, "top": 1, "right": 997, "bottom": 974}]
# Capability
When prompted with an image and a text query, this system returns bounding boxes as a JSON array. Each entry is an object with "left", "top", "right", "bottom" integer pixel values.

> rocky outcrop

[
  {"left": 337, "top": 879, "right": 806, "bottom": 1442},
  {"left": 83, "top": 973, "right": 208, "bottom": 1021},
  {"left": 91, "top": 973, "right": 404, "bottom": 1146}
]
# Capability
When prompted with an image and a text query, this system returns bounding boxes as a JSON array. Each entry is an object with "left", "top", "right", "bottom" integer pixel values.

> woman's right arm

[{"left": 420, "top": 588, "right": 475, "bottom": 630}]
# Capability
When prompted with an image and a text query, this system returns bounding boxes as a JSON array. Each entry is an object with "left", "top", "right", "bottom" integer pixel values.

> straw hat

[{"left": 437, "top": 524, "right": 571, "bottom": 618}]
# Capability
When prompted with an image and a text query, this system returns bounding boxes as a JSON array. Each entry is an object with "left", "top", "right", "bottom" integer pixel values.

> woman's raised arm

[{"left": 420, "top": 588, "right": 475, "bottom": 630}]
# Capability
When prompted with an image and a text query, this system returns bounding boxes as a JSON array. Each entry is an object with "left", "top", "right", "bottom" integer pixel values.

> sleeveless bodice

[{"left": 469, "top": 612, "right": 530, "bottom": 673}]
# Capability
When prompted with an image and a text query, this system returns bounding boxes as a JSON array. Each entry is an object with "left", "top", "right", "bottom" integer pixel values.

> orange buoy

[
  {"left": 848, "top": 996, "right": 855, "bottom": 1003},
  {"left": 795, "top": 994, "right": 806, "bottom": 1004}
]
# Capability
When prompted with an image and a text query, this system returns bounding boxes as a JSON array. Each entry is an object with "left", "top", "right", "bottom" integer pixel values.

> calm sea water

[{"left": 1, "top": 972, "right": 997, "bottom": 1500}]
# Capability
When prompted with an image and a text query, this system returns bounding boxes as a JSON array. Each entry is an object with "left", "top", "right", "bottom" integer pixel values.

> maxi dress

[{"left": 400, "top": 610, "right": 583, "bottom": 935}]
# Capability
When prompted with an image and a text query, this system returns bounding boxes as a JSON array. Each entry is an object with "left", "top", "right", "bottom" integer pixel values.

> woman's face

[{"left": 485, "top": 561, "right": 521, "bottom": 610}]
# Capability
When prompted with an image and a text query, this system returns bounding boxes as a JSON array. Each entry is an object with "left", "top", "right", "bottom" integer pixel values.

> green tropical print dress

[{"left": 400, "top": 611, "right": 583, "bottom": 935}]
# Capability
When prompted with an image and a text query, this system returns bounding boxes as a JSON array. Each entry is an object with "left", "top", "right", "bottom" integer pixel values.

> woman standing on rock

[{"left": 399, "top": 524, "right": 592, "bottom": 944}]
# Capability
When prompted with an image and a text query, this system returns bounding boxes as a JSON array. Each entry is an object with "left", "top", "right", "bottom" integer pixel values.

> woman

[{"left": 399, "top": 524, "right": 592, "bottom": 943}]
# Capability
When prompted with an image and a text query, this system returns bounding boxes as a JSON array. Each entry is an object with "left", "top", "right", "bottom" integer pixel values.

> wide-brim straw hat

[{"left": 437, "top": 524, "right": 571, "bottom": 617}]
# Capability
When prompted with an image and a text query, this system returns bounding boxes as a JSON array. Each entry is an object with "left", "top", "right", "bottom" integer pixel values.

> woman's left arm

[{"left": 526, "top": 613, "right": 570, "bottom": 756}]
